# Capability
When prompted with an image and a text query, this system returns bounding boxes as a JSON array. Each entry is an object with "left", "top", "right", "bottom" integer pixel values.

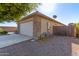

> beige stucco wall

[
  {"left": 41, "top": 18, "right": 48, "bottom": 33},
  {"left": 40, "top": 17, "right": 63, "bottom": 34}
]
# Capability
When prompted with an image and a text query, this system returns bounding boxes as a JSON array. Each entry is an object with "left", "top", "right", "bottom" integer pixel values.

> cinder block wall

[
  {"left": 53, "top": 26, "right": 68, "bottom": 36},
  {"left": 53, "top": 23, "right": 76, "bottom": 37},
  {"left": 68, "top": 23, "right": 76, "bottom": 37}
]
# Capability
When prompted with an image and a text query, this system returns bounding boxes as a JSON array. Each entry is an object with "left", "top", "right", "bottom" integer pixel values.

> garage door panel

[{"left": 20, "top": 21, "right": 33, "bottom": 36}]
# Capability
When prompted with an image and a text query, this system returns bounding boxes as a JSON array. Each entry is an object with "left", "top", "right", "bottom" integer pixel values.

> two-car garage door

[{"left": 19, "top": 21, "right": 33, "bottom": 36}]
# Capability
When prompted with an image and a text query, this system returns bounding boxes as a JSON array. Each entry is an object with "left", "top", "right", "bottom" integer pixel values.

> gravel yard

[{"left": 0, "top": 35, "right": 79, "bottom": 56}]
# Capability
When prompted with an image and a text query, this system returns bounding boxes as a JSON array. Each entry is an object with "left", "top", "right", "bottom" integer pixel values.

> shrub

[
  {"left": 0, "top": 28, "right": 8, "bottom": 35},
  {"left": 75, "top": 23, "right": 79, "bottom": 37},
  {"left": 2, "top": 31, "right": 8, "bottom": 34},
  {"left": 38, "top": 33, "right": 47, "bottom": 40}
]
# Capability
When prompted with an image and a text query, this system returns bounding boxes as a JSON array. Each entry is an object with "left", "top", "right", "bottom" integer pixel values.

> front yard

[{"left": 0, "top": 35, "right": 79, "bottom": 56}]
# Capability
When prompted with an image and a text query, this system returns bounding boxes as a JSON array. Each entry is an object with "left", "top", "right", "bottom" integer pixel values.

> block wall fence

[{"left": 53, "top": 23, "right": 76, "bottom": 37}]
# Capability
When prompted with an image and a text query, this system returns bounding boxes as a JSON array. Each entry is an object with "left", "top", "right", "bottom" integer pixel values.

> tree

[
  {"left": 0, "top": 3, "right": 39, "bottom": 22},
  {"left": 75, "top": 23, "right": 79, "bottom": 37}
]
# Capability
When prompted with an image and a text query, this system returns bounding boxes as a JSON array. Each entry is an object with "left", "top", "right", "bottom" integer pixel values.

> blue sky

[{"left": 0, "top": 3, "right": 79, "bottom": 27}]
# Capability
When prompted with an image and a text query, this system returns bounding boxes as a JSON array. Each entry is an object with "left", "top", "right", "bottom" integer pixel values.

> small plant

[{"left": 37, "top": 32, "right": 48, "bottom": 43}]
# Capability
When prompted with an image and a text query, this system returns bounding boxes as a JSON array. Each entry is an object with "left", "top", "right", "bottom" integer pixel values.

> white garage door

[{"left": 20, "top": 21, "right": 33, "bottom": 36}]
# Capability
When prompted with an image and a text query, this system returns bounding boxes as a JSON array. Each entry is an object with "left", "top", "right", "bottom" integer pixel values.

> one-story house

[
  {"left": 18, "top": 11, "right": 77, "bottom": 38},
  {"left": 17, "top": 11, "right": 66, "bottom": 37},
  {"left": 0, "top": 26, "right": 17, "bottom": 34}
]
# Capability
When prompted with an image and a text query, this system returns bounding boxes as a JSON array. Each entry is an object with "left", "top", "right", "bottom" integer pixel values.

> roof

[
  {"left": 0, "top": 26, "right": 17, "bottom": 32},
  {"left": 19, "top": 11, "right": 65, "bottom": 25}
]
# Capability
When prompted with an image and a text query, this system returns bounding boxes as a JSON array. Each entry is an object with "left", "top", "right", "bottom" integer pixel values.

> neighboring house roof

[
  {"left": 0, "top": 26, "right": 17, "bottom": 32},
  {"left": 19, "top": 11, "right": 65, "bottom": 26}
]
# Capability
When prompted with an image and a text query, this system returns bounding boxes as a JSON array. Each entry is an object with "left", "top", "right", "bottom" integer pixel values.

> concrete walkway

[{"left": 0, "top": 34, "right": 32, "bottom": 48}]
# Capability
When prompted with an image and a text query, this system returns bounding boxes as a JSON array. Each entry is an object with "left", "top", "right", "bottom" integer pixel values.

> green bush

[
  {"left": 75, "top": 23, "right": 79, "bottom": 37},
  {"left": 0, "top": 28, "right": 8, "bottom": 35}
]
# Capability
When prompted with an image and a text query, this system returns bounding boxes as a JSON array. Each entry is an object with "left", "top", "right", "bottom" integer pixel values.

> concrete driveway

[{"left": 0, "top": 34, "right": 32, "bottom": 48}]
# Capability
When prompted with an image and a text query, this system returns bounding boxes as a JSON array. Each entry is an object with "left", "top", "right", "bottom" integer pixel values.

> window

[{"left": 47, "top": 22, "right": 52, "bottom": 30}]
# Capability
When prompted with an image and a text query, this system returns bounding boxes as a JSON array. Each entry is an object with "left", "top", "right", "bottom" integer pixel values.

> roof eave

[{"left": 19, "top": 11, "right": 65, "bottom": 26}]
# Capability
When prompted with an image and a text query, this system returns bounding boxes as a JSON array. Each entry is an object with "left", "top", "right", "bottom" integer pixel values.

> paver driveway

[
  {"left": 0, "top": 35, "right": 79, "bottom": 56},
  {"left": 0, "top": 34, "right": 32, "bottom": 48}
]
